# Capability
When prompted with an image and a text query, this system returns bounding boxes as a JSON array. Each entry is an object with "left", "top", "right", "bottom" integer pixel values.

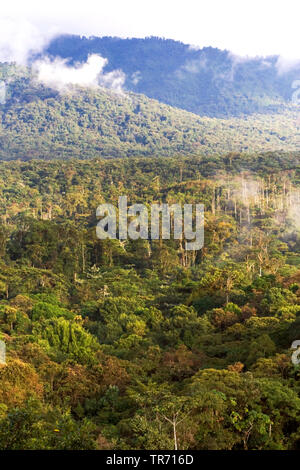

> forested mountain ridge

[
  {"left": 43, "top": 35, "right": 300, "bottom": 117},
  {"left": 0, "top": 64, "right": 299, "bottom": 161},
  {"left": 0, "top": 34, "right": 300, "bottom": 451}
]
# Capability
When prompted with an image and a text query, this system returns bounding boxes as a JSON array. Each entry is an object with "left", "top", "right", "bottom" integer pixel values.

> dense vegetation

[
  {"left": 0, "top": 64, "right": 299, "bottom": 161},
  {"left": 1, "top": 154, "right": 300, "bottom": 449},
  {"left": 43, "top": 35, "right": 300, "bottom": 117},
  {"left": 1, "top": 40, "right": 300, "bottom": 450}
]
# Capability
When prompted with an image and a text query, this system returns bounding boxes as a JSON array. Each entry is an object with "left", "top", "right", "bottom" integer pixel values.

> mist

[
  {"left": 33, "top": 55, "right": 126, "bottom": 91},
  {"left": 276, "top": 56, "right": 300, "bottom": 75},
  {"left": 0, "top": 17, "right": 55, "bottom": 64},
  {"left": 0, "top": 18, "right": 126, "bottom": 92}
]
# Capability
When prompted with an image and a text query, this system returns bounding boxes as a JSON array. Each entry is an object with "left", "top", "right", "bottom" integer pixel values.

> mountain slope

[
  {"left": 0, "top": 65, "right": 299, "bottom": 161},
  {"left": 43, "top": 35, "right": 300, "bottom": 118}
]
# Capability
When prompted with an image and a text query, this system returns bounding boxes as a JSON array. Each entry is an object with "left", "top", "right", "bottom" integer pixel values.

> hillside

[
  {"left": 0, "top": 65, "right": 299, "bottom": 161},
  {"left": 43, "top": 35, "right": 300, "bottom": 117}
]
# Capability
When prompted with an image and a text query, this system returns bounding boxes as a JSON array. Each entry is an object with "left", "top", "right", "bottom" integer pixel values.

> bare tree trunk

[{"left": 173, "top": 419, "right": 178, "bottom": 450}]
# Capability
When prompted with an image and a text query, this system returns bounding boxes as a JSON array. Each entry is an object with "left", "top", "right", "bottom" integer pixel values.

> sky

[{"left": 0, "top": 0, "right": 299, "bottom": 63}]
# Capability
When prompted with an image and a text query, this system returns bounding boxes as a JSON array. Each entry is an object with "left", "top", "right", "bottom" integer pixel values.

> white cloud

[
  {"left": 0, "top": 16, "right": 126, "bottom": 92},
  {"left": 131, "top": 71, "right": 142, "bottom": 85},
  {"left": 0, "top": 0, "right": 299, "bottom": 65},
  {"left": 33, "top": 54, "right": 126, "bottom": 91},
  {"left": 0, "top": 17, "right": 56, "bottom": 64},
  {"left": 276, "top": 57, "right": 300, "bottom": 75}
]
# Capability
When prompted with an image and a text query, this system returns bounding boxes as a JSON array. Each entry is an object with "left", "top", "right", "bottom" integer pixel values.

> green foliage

[
  {"left": 45, "top": 35, "right": 300, "bottom": 118},
  {"left": 0, "top": 155, "right": 300, "bottom": 449},
  {"left": 0, "top": 64, "right": 299, "bottom": 161},
  {"left": 33, "top": 317, "right": 99, "bottom": 364},
  {"left": 0, "top": 399, "right": 97, "bottom": 450}
]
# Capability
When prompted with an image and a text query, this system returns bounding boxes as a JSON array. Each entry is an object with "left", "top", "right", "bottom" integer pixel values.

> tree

[{"left": 129, "top": 382, "right": 194, "bottom": 450}]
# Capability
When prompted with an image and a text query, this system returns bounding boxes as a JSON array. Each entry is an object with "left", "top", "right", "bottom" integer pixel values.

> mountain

[
  {"left": 42, "top": 35, "right": 300, "bottom": 118},
  {"left": 2, "top": 36, "right": 300, "bottom": 453},
  {"left": 0, "top": 64, "right": 299, "bottom": 161}
]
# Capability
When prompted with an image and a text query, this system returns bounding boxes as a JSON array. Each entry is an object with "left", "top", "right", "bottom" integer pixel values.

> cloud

[
  {"left": 0, "top": 17, "right": 55, "bottom": 64},
  {"left": 1, "top": 1, "right": 300, "bottom": 63},
  {"left": 98, "top": 68, "right": 126, "bottom": 91},
  {"left": 131, "top": 71, "right": 142, "bottom": 85},
  {"left": 176, "top": 53, "right": 208, "bottom": 80},
  {"left": 33, "top": 54, "right": 126, "bottom": 91},
  {"left": 0, "top": 81, "right": 6, "bottom": 104},
  {"left": 182, "top": 56, "right": 207, "bottom": 74},
  {"left": 177, "top": 50, "right": 293, "bottom": 85},
  {"left": 276, "top": 57, "right": 300, "bottom": 75},
  {"left": 0, "top": 17, "right": 126, "bottom": 92}
]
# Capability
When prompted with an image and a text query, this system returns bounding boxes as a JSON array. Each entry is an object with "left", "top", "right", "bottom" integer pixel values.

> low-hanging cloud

[
  {"left": 178, "top": 48, "right": 300, "bottom": 83},
  {"left": 33, "top": 54, "right": 126, "bottom": 91},
  {"left": 0, "top": 17, "right": 55, "bottom": 65},
  {"left": 0, "top": 18, "right": 126, "bottom": 93},
  {"left": 276, "top": 56, "right": 300, "bottom": 75}
]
